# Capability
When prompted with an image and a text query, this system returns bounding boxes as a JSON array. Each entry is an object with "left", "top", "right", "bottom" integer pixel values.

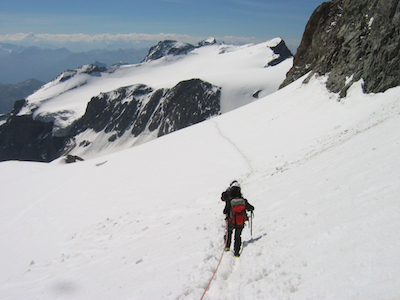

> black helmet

[{"left": 230, "top": 186, "right": 241, "bottom": 198}]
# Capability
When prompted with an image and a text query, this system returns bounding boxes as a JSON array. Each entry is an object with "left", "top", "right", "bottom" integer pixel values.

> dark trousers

[{"left": 226, "top": 220, "right": 244, "bottom": 253}]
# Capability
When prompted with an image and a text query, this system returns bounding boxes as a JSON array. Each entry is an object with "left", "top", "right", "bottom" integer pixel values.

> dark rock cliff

[
  {"left": 148, "top": 79, "right": 221, "bottom": 137},
  {"left": 280, "top": 0, "right": 400, "bottom": 97},
  {"left": 66, "top": 78, "right": 221, "bottom": 154},
  {"left": 0, "top": 100, "right": 66, "bottom": 162}
]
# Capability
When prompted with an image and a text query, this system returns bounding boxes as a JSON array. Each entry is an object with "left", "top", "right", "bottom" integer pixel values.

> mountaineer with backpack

[{"left": 221, "top": 180, "right": 254, "bottom": 257}]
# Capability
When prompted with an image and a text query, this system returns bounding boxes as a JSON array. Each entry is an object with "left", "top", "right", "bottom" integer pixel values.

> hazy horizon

[{"left": 0, "top": 0, "right": 326, "bottom": 53}]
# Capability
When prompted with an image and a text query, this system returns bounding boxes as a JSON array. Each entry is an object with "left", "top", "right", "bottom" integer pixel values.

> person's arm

[
  {"left": 221, "top": 191, "right": 229, "bottom": 201},
  {"left": 245, "top": 199, "right": 254, "bottom": 211},
  {"left": 223, "top": 201, "right": 231, "bottom": 215}
]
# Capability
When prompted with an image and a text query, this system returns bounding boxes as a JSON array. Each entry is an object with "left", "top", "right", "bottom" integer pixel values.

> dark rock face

[
  {"left": 71, "top": 84, "right": 154, "bottom": 138},
  {"left": 0, "top": 102, "right": 66, "bottom": 162},
  {"left": 68, "top": 78, "right": 221, "bottom": 146},
  {"left": 148, "top": 78, "right": 221, "bottom": 137},
  {"left": 280, "top": 0, "right": 400, "bottom": 97}
]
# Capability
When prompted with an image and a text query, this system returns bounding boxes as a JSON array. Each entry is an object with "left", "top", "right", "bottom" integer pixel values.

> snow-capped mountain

[
  {"left": 0, "top": 37, "right": 293, "bottom": 161},
  {"left": 142, "top": 40, "right": 197, "bottom": 62},
  {"left": 141, "top": 38, "right": 218, "bottom": 63}
]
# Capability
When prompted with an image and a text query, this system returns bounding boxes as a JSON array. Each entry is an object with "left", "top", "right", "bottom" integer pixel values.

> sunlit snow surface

[{"left": 1, "top": 74, "right": 400, "bottom": 299}]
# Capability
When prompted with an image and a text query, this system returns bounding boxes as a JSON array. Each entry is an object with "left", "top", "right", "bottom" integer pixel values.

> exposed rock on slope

[
  {"left": 280, "top": 0, "right": 400, "bottom": 97},
  {"left": 266, "top": 39, "right": 293, "bottom": 67}
]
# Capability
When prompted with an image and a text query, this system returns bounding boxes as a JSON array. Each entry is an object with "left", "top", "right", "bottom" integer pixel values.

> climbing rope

[{"left": 200, "top": 220, "right": 229, "bottom": 300}]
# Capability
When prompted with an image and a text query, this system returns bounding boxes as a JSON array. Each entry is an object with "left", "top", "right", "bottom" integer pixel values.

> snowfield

[{"left": 1, "top": 74, "right": 400, "bottom": 299}]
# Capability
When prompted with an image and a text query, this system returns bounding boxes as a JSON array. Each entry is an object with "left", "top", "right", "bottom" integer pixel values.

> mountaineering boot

[
  {"left": 234, "top": 251, "right": 240, "bottom": 257},
  {"left": 225, "top": 247, "right": 230, "bottom": 251}
]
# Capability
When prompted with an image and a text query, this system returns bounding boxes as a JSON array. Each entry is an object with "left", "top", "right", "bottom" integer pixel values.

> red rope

[{"left": 200, "top": 220, "right": 229, "bottom": 300}]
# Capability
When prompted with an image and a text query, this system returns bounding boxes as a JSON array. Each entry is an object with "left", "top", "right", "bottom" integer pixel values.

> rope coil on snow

[{"left": 200, "top": 220, "right": 229, "bottom": 300}]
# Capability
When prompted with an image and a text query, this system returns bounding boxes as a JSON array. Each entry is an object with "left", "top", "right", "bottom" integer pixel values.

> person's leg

[
  {"left": 225, "top": 221, "right": 234, "bottom": 250},
  {"left": 234, "top": 226, "right": 243, "bottom": 256}
]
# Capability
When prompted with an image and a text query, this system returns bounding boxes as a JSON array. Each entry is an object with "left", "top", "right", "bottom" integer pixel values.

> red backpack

[{"left": 229, "top": 198, "right": 247, "bottom": 225}]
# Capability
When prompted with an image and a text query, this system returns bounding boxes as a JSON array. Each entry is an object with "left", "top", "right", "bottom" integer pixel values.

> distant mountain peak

[
  {"left": 197, "top": 37, "right": 218, "bottom": 47},
  {"left": 141, "top": 40, "right": 195, "bottom": 62},
  {"left": 141, "top": 38, "right": 222, "bottom": 63}
]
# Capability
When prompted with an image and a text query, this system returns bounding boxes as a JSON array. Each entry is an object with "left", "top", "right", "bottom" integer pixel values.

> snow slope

[
  {"left": 1, "top": 74, "right": 400, "bottom": 299},
  {"left": 19, "top": 38, "right": 292, "bottom": 134}
]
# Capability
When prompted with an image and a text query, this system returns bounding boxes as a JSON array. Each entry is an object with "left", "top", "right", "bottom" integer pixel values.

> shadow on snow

[{"left": 243, "top": 233, "right": 267, "bottom": 248}]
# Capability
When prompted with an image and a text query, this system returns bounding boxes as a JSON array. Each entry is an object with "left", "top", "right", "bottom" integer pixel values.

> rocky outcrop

[
  {"left": 280, "top": 0, "right": 400, "bottom": 97},
  {"left": 266, "top": 39, "right": 293, "bottom": 67},
  {"left": 64, "top": 154, "right": 84, "bottom": 163}
]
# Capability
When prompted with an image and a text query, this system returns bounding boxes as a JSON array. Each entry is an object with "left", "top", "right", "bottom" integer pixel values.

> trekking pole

[{"left": 250, "top": 211, "right": 254, "bottom": 239}]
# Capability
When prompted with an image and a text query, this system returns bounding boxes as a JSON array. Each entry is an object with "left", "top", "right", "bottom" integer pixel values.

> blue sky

[{"left": 0, "top": 0, "right": 326, "bottom": 51}]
